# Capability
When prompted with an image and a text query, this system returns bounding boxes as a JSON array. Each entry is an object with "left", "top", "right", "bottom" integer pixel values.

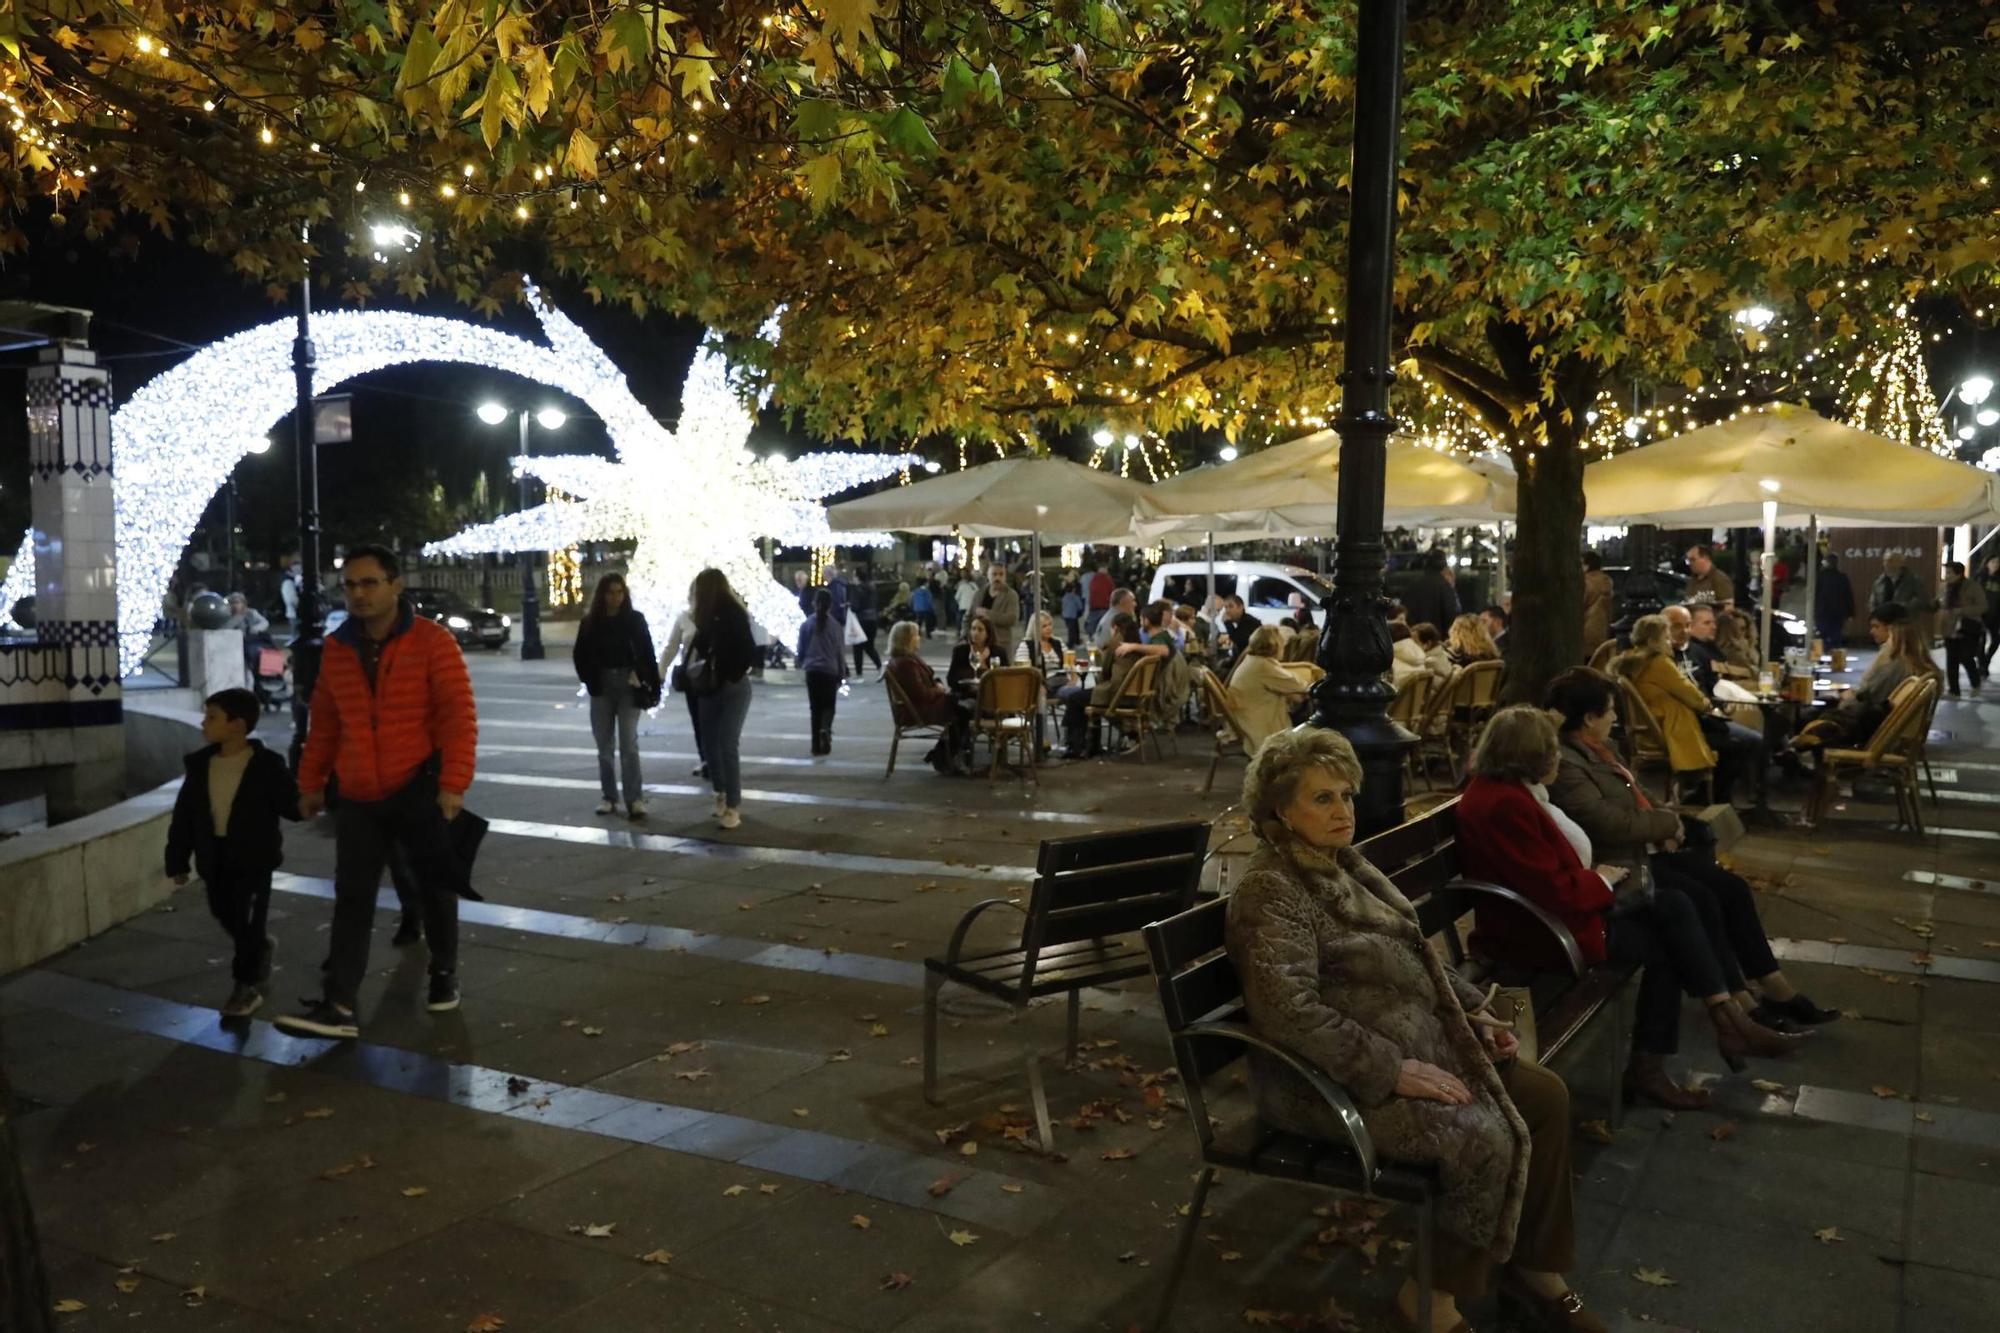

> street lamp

[
  {"left": 1732, "top": 305, "right": 1776, "bottom": 332},
  {"left": 1218, "top": 445, "right": 1239, "bottom": 462},
  {"left": 477, "top": 401, "right": 566, "bottom": 659},
  {"left": 1961, "top": 375, "right": 1995, "bottom": 406}
]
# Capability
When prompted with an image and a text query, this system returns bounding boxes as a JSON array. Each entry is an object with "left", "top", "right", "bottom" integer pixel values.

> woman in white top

[
  {"left": 1411, "top": 622, "right": 1454, "bottom": 682},
  {"left": 1224, "top": 625, "right": 1309, "bottom": 753},
  {"left": 1389, "top": 621, "right": 1427, "bottom": 685},
  {"left": 656, "top": 588, "right": 709, "bottom": 779}
]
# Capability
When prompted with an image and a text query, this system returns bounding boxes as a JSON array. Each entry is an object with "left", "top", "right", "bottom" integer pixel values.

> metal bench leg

[
  {"left": 1025, "top": 1052, "right": 1055, "bottom": 1153},
  {"left": 1608, "top": 997, "right": 1627, "bottom": 1129},
  {"left": 1415, "top": 1194, "right": 1434, "bottom": 1333},
  {"left": 922, "top": 970, "right": 943, "bottom": 1105},
  {"left": 885, "top": 730, "right": 899, "bottom": 780},
  {"left": 1065, "top": 988, "right": 1081, "bottom": 1066},
  {"left": 1150, "top": 1164, "right": 1215, "bottom": 1333}
]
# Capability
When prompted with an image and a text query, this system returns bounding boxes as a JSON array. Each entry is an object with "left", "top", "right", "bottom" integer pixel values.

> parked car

[
  {"left": 1147, "top": 561, "right": 1337, "bottom": 627},
  {"left": 406, "top": 586, "right": 512, "bottom": 648}
]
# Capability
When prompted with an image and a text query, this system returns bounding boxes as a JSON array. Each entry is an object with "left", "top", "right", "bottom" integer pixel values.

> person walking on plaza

[
  {"left": 799, "top": 589, "right": 848, "bottom": 756},
  {"left": 165, "top": 688, "right": 299, "bottom": 1018},
  {"left": 1871, "top": 552, "right": 1929, "bottom": 628},
  {"left": 910, "top": 577, "right": 936, "bottom": 640},
  {"left": 658, "top": 588, "right": 710, "bottom": 780},
  {"left": 848, "top": 566, "right": 883, "bottom": 673},
  {"left": 1403, "top": 548, "right": 1460, "bottom": 637},
  {"left": 1060, "top": 577, "right": 1085, "bottom": 648},
  {"left": 1580, "top": 551, "right": 1613, "bottom": 658},
  {"left": 1980, "top": 554, "right": 2000, "bottom": 678},
  {"left": 1814, "top": 551, "right": 1856, "bottom": 650},
  {"left": 953, "top": 568, "right": 979, "bottom": 630},
  {"left": 1940, "top": 561, "right": 1988, "bottom": 696},
  {"left": 275, "top": 545, "right": 477, "bottom": 1039},
  {"left": 974, "top": 563, "right": 1021, "bottom": 655},
  {"left": 688, "top": 567, "right": 758, "bottom": 829},
  {"left": 1083, "top": 563, "right": 1113, "bottom": 637},
  {"left": 572, "top": 572, "right": 661, "bottom": 819}
]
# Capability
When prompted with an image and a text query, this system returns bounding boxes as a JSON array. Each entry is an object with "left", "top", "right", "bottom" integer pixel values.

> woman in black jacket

[
  {"left": 573, "top": 573, "right": 662, "bottom": 819},
  {"left": 689, "top": 567, "right": 759, "bottom": 829}
]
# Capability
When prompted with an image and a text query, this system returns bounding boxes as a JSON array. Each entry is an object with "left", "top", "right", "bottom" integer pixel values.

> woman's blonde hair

[
  {"left": 1883, "top": 619, "right": 1940, "bottom": 679},
  {"left": 1447, "top": 613, "right": 1497, "bottom": 660},
  {"left": 887, "top": 621, "right": 922, "bottom": 656},
  {"left": 1469, "top": 705, "right": 1561, "bottom": 784},
  {"left": 1242, "top": 727, "right": 1363, "bottom": 844},
  {"left": 1615, "top": 614, "right": 1670, "bottom": 678},
  {"left": 1244, "top": 624, "right": 1284, "bottom": 658}
]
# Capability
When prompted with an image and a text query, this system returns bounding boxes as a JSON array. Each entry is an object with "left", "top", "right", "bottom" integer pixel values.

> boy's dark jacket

[{"left": 165, "top": 741, "right": 300, "bottom": 882}]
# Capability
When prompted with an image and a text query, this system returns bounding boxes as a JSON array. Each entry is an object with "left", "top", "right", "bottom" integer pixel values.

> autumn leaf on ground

[
  {"left": 1632, "top": 1267, "right": 1677, "bottom": 1287},
  {"left": 181, "top": 1287, "right": 206, "bottom": 1307},
  {"left": 869, "top": 1023, "right": 891, "bottom": 1038},
  {"left": 465, "top": 1317, "right": 506, "bottom": 1333},
  {"left": 114, "top": 1277, "right": 139, "bottom": 1293},
  {"left": 959, "top": 1141, "right": 978, "bottom": 1156},
  {"left": 851, "top": 1214, "right": 872, "bottom": 1229},
  {"left": 947, "top": 1229, "right": 979, "bottom": 1246},
  {"left": 927, "top": 1175, "right": 960, "bottom": 1197},
  {"left": 580, "top": 1026, "right": 604, "bottom": 1037},
  {"left": 1000, "top": 1182, "right": 1024, "bottom": 1194},
  {"left": 742, "top": 994, "right": 772, "bottom": 1006},
  {"left": 401, "top": 1186, "right": 430, "bottom": 1198},
  {"left": 828, "top": 1048, "right": 852, "bottom": 1062},
  {"left": 1916, "top": 1110, "right": 1936, "bottom": 1124},
  {"left": 662, "top": 1040, "right": 703, "bottom": 1057},
  {"left": 639, "top": 1248, "right": 673, "bottom": 1265},
  {"left": 1870, "top": 1084, "right": 1904, "bottom": 1100},
  {"left": 1575, "top": 1119, "right": 1616, "bottom": 1145},
  {"left": 791, "top": 1107, "right": 810, "bottom": 1118},
  {"left": 1750, "top": 1079, "right": 1789, "bottom": 1095},
  {"left": 301, "top": 1107, "right": 335, "bottom": 1120},
  {"left": 1101, "top": 1147, "right": 1138, "bottom": 1161},
  {"left": 722, "top": 1185, "right": 748, "bottom": 1197},
  {"left": 934, "top": 1123, "right": 968, "bottom": 1145},
  {"left": 758, "top": 1183, "right": 781, "bottom": 1195},
  {"left": 1814, "top": 1226, "right": 1845, "bottom": 1244},
  {"left": 53, "top": 1299, "right": 85, "bottom": 1313},
  {"left": 1709, "top": 1121, "right": 1738, "bottom": 1142},
  {"left": 568, "top": 1222, "right": 616, "bottom": 1238},
  {"left": 881, "top": 1271, "right": 914, "bottom": 1290},
  {"left": 674, "top": 1068, "right": 713, "bottom": 1082},
  {"left": 150, "top": 1232, "right": 177, "bottom": 1244}
]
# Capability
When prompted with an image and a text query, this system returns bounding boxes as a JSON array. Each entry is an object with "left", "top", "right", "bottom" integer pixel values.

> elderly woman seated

[
  {"left": 1613, "top": 614, "right": 1759, "bottom": 804},
  {"left": 1446, "top": 613, "right": 1500, "bottom": 667},
  {"left": 1543, "top": 670, "right": 1837, "bottom": 1033},
  {"left": 884, "top": 620, "right": 971, "bottom": 775},
  {"left": 1228, "top": 729, "right": 1606, "bottom": 1333},
  {"left": 1456, "top": 705, "right": 1806, "bottom": 1117},
  {"left": 1225, "top": 625, "right": 1310, "bottom": 754}
]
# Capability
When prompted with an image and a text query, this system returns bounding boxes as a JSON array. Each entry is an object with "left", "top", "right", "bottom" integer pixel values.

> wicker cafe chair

[
  {"left": 1407, "top": 668, "right": 1460, "bottom": 791},
  {"left": 882, "top": 669, "right": 948, "bottom": 780},
  {"left": 1086, "top": 654, "right": 1163, "bottom": 760},
  {"left": 975, "top": 666, "right": 1044, "bottom": 782},
  {"left": 1586, "top": 639, "right": 1618, "bottom": 672},
  {"left": 1806, "top": 676, "right": 1938, "bottom": 831},
  {"left": 1613, "top": 676, "right": 1703, "bottom": 805},
  {"left": 1198, "top": 666, "right": 1257, "bottom": 795}
]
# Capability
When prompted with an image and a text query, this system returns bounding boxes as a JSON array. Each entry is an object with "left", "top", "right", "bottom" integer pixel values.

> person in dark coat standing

[
  {"left": 166, "top": 688, "right": 301, "bottom": 1018},
  {"left": 848, "top": 566, "right": 883, "bottom": 673},
  {"left": 573, "top": 572, "right": 662, "bottom": 820},
  {"left": 1813, "top": 552, "right": 1856, "bottom": 650},
  {"left": 1402, "top": 549, "right": 1460, "bottom": 639},
  {"left": 798, "top": 589, "right": 850, "bottom": 755},
  {"left": 690, "top": 568, "right": 760, "bottom": 829}
]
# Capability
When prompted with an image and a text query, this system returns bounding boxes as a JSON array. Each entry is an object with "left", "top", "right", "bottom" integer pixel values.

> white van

[{"left": 1146, "top": 561, "right": 1335, "bottom": 627}]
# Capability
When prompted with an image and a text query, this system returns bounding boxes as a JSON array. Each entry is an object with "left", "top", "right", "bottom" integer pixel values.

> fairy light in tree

[
  {"left": 0, "top": 286, "right": 907, "bottom": 665},
  {"left": 1841, "top": 307, "right": 1955, "bottom": 456}
]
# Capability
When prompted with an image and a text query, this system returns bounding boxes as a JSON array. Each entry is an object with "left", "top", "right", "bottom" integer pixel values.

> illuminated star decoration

[
  {"left": 0, "top": 286, "right": 905, "bottom": 665},
  {"left": 422, "top": 309, "right": 909, "bottom": 636}
]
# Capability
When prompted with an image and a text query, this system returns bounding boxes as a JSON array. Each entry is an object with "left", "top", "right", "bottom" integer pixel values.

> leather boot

[
  {"left": 1709, "top": 997, "right": 1804, "bottom": 1071},
  {"left": 1622, "top": 1052, "right": 1712, "bottom": 1110}
]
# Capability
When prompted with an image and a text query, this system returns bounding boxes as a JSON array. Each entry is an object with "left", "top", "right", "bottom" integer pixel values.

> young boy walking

[{"left": 166, "top": 688, "right": 300, "bottom": 1018}]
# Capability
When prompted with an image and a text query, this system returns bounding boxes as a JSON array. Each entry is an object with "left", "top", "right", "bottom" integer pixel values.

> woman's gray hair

[
  {"left": 887, "top": 621, "right": 922, "bottom": 656},
  {"left": 1242, "top": 726, "right": 1363, "bottom": 844},
  {"left": 1468, "top": 704, "right": 1560, "bottom": 784}
]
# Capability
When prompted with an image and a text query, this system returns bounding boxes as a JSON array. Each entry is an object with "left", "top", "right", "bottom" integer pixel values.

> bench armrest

[
  {"left": 1179, "top": 1020, "right": 1379, "bottom": 1186},
  {"left": 941, "top": 897, "right": 1030, "bottom": 965},
  {"left": 1439, "top": 876, "right": 1589, "bottom": 978}
]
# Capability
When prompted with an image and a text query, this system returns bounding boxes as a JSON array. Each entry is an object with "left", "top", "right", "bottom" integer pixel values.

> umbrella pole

[
  {"left": 1805, "top": 515, "right": 1820, "bottom": 660},
  {"left": 1206, "top": 531, "right": 1217, "bottom": 610},
  {"left": 1760, "top": 499, "right": 1777, "bottom": 671}
]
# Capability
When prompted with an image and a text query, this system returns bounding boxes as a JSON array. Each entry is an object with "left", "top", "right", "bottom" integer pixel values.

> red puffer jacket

[
  {"left": 1453, "top": 775, "right": 1615, "bottom": 970},
  {"left": 298, "top": 606, "right": 477, "bottom": 801}
]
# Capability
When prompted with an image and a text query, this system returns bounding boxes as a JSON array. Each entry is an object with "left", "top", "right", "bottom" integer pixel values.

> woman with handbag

[
  {"left": 686, "top": 568, "right": 759, "bottom": 829},
  {"left": 658, "top": 588, "right": 709, "bottom": 780},
  {"left": 798, "top": 589, "right": 849, "bottom": 756},
  {"left": 1543, "top": 669, "right": 1837, "bottom": 1033},
  {"left": 572, "top": 573, "right": 662, "bottom": 819},
  {"left": 1454, "top": 707, "right": 1800, "bottom": 1111}
]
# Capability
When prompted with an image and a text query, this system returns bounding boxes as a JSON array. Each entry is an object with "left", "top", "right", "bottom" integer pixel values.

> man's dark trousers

[{"left": 324, "top": 773, "right": 460, "bottom": 1007}]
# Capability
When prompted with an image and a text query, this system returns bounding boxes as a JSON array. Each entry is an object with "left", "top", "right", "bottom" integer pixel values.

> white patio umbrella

[
  {"left": 1585, "top": 403, "right": 2000, "bottom": 664},
  {"left": 1130, "top": 430, "right": 1514, "bottom": 540},
  {"left": 826, "top": 456, "right": 1149, "bottom": 544}
]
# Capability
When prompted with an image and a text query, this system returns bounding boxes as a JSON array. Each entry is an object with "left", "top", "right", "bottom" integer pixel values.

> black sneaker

[
  {"left": 391, "top": 916, "right": 423, "bottom": 947},
  {"left": 274, "top": 1000, "right": 358, "bottom": 1039},
  {"left": 426, "top": 975, "right": 460, "bottom": 1013},
  {"left": 219, "top": 984, "right": 264, "bottom": 1019}
]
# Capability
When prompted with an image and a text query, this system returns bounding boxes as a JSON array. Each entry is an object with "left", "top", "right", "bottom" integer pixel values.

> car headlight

[
  {"left": 446, "top": 615, "right": 471, "bottom": 630},
  {"left": 499, "top": 614, "right": 512, "bottom": 628}
]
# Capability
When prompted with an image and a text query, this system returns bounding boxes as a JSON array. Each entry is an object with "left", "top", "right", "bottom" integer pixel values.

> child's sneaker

[
  {"left": 594, "top": 798, "right": 618, "bottom": 815},
  {"left": 219, "top": 984, "right": 263, "bottom": 1019},
  {"left": 274, "top": 999, "right": 357, "bottom": 1039},
  {"left": 426, "top": 974, "right": 460, "bottom": 1013}
]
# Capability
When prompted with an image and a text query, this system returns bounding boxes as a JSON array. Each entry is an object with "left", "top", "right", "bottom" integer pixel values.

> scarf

[{"left": 1577, "top": 731, "right": 1652, "bottom": 809}]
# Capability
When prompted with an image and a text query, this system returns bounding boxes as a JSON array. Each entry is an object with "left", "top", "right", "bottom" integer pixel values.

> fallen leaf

[
  {"left": 742, "top": 994, "right": 772, "bottom": 1006},
  {"left": 1000, "top": 1182, "right": 1024, "bottom": 1194},
  {"left": 114, "top": 1277, "right": 139, "bottom": 1293},
  {"left": 933, "top": 1123, "right": 968, "bottom": 1146},
  {"left": 181, "top": 1286, "right": 206, "bottom": 1307},
  {"left": 639, "top": 1248, "right": 673, "bottom": 1265},
  {"left": 53, "top": 1299, "right": 85, "bottom": 1313},
  {"left": 580, "top": 1026, "right": 604, "bottom": 1038},
  {"left": 663, "top": 1040, "right": 703, "bottom": 1057},
  {"left": 948, "top": 1229, "right": 979, "bottom": 1247},
  {"left": 868, "top": 1023, "right": 891, "bottom": 1038},
  {"left": 1576, "top": 1119, "right": 1616, "bottom": 1145},
  {"left": 791, "top": 1107, "right": 810, "bottom": 1118},
  {"left": 1814, "top": 1226, "right": 1845, "bottom": 1244},
  {"left": 926, "top": 1175, "right": 959, "bottom": 1198},
  {"left": 1101, "top": 1147, "right": 1138, "bottom": 1161},
  {"left": 1117, "top": 1250, "right": 1139, "bottom": 1263},
  {"left": 673, "top": 1068, "right": 713, "bottom": 1082},
  {"left": 301, "top": 1107, "right": 335, "bottom": 1120},
  {"left": 959, "top": 1141, "right": 978, "bottom": 1156},
  {"left": 881, "top": 1271, "right": 914, "bottom": 1290},
  {"left": 1219, "top": 1250, "right": 1243, "bottom": 1262},
  {"left": 1750, "top": 1079, "right": 1788, "bottom": 1094},
  {"left": 1916, "top": 1110, "right": 1936, "bottom": 1124},
  {"left": 1632, "top": 1267, "right": 1677, "bottom": 1287},
  {"left": 1840, "top": 1008, "right": 1864, "bottom": 1020},
  {"left": 1709, "top": 1122, "right": 1738, "bottom": 1142},
  {"left": 759, "top": 1183, "right": 781, "bottom": 1195},
  {"left": 1870, "top": 1084, "right": 1904, "bottom": 1100},
  {"left": 568, "top": 1222, "right": 616, "bottom": 1238},
  {"left": 827, "top": 1048, "right": 852, "bottom": 1062},
  {"left": 150, "top": 1232, "right": 177, "bottom": 1244},
  {"left": 851, "top": 1214, "right": 872, "bottom": 1229},
  {"left": 400, "top": 1186, "right": 430, "bottom": 1198},
  {"left": 722, "top": 1185, "right": 748, "bottom": 1197},
  {"left": 560, "top": 1018, "right": 580, "bottom": 1028},
  {"left": 465, "top": 1317, "right": 506, "bottom": 1333}
]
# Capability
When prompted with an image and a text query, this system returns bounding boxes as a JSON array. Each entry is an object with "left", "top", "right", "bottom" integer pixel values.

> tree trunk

[{"left": 1507, "top": 429, "right": 1589, "bottom": 704}]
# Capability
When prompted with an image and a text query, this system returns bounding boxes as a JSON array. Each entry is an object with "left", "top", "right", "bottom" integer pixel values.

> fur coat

[{"left": 1225, "top": 839, "right": 1532, "bottom": 1258}]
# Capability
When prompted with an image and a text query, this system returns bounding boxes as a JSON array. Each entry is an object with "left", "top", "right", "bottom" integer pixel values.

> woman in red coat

[{"left": 1454, "top": 707, "right": 1798, "bottom": 1109}]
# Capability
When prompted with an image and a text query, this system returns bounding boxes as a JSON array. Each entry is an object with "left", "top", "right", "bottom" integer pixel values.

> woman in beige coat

[
  {"left": 1226, "top": 729, "right": 1603, "bottom": 1333},
  {"left": 1225, "top": 625, "right": 1310, "bottom": 753}
]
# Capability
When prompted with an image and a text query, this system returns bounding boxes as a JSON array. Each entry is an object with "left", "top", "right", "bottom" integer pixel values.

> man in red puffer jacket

[{"left": 275, "top": 544, "right": 477, "bottom": 1039}]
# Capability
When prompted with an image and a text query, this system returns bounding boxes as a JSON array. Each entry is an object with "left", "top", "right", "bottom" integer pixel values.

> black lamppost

[
  {"left": 287, "top": 226, "right": 323, "bottom": 770},
  {"left": 477, "top": 401, "right": 566, "bottom": 660},
  {"left": 1311, "top": 0, "right": 1415, "bottom": 837}
]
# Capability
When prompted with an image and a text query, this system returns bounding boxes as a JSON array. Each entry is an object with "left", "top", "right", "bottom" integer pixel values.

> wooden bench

[
  {"left": 924, "top": 820, "right": 1211, "bottom": 1150},
  {"left": 1140, "top": 801, "right": 1639, "bottom": 1332}
]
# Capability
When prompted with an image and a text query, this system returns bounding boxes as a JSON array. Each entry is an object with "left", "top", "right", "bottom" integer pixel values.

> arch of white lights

[{"left": 0, "top": 286, "right": 906, "bottom": 674}]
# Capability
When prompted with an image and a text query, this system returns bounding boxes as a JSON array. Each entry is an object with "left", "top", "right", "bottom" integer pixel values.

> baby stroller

[{"left": 251, "top": 641, "right": 292, "bottom": 711}]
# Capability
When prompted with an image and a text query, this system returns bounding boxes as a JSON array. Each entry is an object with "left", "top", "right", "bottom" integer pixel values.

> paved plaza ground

[{"left": 7, "top": 636, "right": 2000, "bottom": 1332}]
